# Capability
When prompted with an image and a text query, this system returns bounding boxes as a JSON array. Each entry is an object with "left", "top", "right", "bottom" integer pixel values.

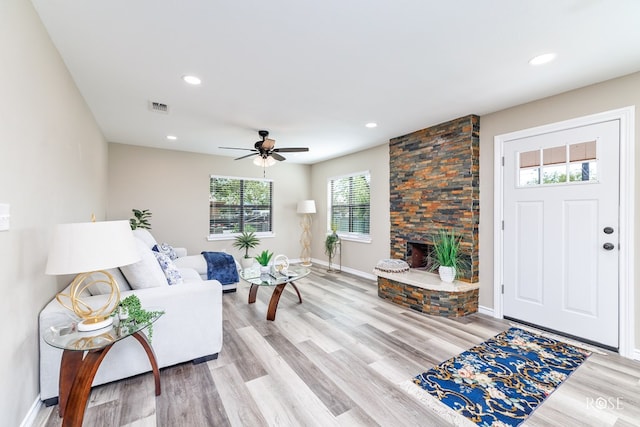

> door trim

[{"left": 493, "top": 106, "right": 635, "bottom": 358}]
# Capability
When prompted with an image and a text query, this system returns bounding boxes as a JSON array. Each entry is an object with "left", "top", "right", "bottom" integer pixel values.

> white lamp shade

[
  {"left": 297, "top": 200, "right": 316, "bottom": 214},
  {"left": 45, "top": 220, "right": 141, "bottom": 275},
  {"left": 253, "top": 156, "right": 277, "bottom": 167}
]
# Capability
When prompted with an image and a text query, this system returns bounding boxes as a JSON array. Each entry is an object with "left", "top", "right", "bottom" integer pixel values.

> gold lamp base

[{"left": 56, "top": 270, "right": 121, "bottom": 331}]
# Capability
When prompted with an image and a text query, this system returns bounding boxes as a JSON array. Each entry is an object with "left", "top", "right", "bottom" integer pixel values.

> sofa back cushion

[
  {"left": 132, "top": 229, "right": 157, "bottom": 249},
  {"left": 120, "top": 238, "right": 168, "bottom": 289}
]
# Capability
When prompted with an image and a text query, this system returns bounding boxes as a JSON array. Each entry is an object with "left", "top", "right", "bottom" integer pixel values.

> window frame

[
  {"left": 208, "top": 175, "right": 275, "bottom": 241},
  {"left": 327, "top": 170, "right": 371, "bottom": 243}
]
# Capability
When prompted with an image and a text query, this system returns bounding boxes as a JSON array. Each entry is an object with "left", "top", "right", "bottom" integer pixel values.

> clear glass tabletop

[
  {"left": 43, "top": 311, "right": 163, "bottom": 351},
  {"left": 240, "top": 265, "right": 310, "bottom": 286}
]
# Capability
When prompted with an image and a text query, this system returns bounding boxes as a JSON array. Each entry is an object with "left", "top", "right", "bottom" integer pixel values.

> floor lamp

[{"left": 297, "top": 200, "right": 316, "bottom": 266}]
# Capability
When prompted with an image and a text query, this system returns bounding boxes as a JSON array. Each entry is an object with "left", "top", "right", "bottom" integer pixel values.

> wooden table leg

[
  {"left": 131, "top": 331, "right": 161, "bottom": 396},
  {"left": 248, "top": 283, "right": 259, "bottom": 304},
  {"left": 266, "top": 284, "right": 286, "bottom": 321},
  {"left": 290, "top": 282, "right": 303, "bottom": 303},
  {"left": 62, "top": 347, "right": 113, "bottom": 427},
  {"left": 58, "top": 350, "right": 84, "bottom": 418}
]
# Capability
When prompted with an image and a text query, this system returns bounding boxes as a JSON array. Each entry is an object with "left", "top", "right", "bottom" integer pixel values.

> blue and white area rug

[{"left": 411, "top": 327, "right": 591, "bottom": 426}]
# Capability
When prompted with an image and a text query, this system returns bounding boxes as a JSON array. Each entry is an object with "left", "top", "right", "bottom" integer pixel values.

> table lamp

[
  {"left": 296, "top": 200, "right": 316, "bottom": 266},
  {"left": 45, "top": 220, "right": 140, "bottom": 331}
]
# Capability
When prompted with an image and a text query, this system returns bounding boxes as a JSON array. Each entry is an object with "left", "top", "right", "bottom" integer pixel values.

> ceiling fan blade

[
  {"left": 234, "top": 153, "right": 258, "bottom": 160},
  {"left": 271, "top": 152, "right": 286, "bottom": 161},
  {"left": 273, "top": 147, "right": 309, "bottom": 153},
  {"left": 220, "top": 146, "right": 256, "bottom": 151}
]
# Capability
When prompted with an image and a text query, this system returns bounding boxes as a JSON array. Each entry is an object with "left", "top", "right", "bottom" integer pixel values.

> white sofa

[{"left": 38, "top": 230, "right": 224, "bottom": 405}]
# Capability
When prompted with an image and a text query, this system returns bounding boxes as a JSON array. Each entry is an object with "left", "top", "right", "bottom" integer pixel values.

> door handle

[
  {"left": 603, "top": 227, "right": 614, "bottom": 234},
  {"left": 603, "top": 243, "right": 615, "bottom": 250}
]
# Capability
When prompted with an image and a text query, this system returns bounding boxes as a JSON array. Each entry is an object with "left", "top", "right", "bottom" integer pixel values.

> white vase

[
  {"left": 438, "top": 266, "right": 456, "bottom": 283},
  {"left": 241, "top": 257, "right": 254, "bottom": 269},
  {"left": 260, "top": 265, "right": 270, "bottom": 274}
]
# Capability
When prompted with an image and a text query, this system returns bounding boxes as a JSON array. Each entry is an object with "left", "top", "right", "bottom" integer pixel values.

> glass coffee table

[
  {"left": 43, "top": 312, "right": 163, "bottom": 427},
  {"left": 240, "top": 266, "right": 310, "bottom": 320}
]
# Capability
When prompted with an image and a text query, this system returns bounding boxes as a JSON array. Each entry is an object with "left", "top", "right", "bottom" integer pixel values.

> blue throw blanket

[{"left": 201, "top": 252, "right": 239, "bottom": 285}]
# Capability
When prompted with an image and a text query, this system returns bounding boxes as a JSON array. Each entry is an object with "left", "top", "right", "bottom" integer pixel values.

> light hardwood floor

[{"left": 34, "top": 267, "right": 640, "bottom": 426}]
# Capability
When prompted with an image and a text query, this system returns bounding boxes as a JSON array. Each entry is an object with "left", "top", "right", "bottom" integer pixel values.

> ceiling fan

[{"left": 220, "top": 130, "right": 309, "bottom": 162}]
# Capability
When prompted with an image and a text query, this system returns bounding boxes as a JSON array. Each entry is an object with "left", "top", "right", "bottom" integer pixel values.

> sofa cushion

[
  {"left": 132, "top": 229, "right": 157, "bottom": 249},
  {"left": 86, "top": 267, "right": 131, "bottom": 295},
  {"left": 152, "top": 251, "right": 183, "bottom": 285},
  {"left": 153, "top": 242, "right": 178, "bottom": 260},
  {"left": 120, "top": 238, "right": 168, "bottom": 289}
]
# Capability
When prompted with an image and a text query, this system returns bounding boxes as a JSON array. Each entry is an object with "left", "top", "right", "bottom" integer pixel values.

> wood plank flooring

[{"left": 34, "top": 267, "right": 640, "bottom": 426}]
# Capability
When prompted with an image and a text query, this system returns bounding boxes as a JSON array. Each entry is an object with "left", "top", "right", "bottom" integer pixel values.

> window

[
  {"left": 518, "top": 141, "right": 598, "bottom": 187},
  {"left": 329, "top": 171, "right": 371, "bottom": 240},
  {"left": 209, "top": 175, "right": 273, "bottom": 239}
]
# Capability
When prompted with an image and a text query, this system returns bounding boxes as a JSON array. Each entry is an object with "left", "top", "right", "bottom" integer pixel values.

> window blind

[{"left": 329, "top": 171, "right": 370, "bottom": 236}]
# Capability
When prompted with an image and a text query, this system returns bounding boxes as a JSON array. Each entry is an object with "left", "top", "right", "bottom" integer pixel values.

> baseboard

[
  {"left": 633, "top": 348, "right": 640, "bottom": 361},
  {"left": 309, "top": 258, "right": 377, "bottom": 281},
  {"left": 477, "top": 305, "right": 494, "bottom": 317},
  {"left": 20, "top": 395, "right": 42, "bottom": 427}
]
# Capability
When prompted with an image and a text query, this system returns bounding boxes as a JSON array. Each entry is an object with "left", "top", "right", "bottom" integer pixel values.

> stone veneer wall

[{"left": 389, "top": 115, "right": 480, "bottom": 282}]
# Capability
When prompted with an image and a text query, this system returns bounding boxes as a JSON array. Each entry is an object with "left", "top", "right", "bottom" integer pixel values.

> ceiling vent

[{"left": 148, "top": 101, "right": 169, "bottom": 114}]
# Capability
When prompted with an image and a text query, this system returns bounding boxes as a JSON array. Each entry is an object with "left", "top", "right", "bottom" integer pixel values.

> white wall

[
  {"left": 0, "top": 1, "right": 108, "bottom": 425},
  {"left": 309, "top": 144, "right": 390, "bottom": 275},
  {"left": 107, "top": 143, "right": 312, "bottom": 261},
  {"left": 479, "top": 71, "right": 640, "bottom": 348}
]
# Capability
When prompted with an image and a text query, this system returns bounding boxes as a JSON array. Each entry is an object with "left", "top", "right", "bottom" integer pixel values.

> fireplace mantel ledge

[{"left": 374, "top": 268, "right": 478, "bottom": 292}]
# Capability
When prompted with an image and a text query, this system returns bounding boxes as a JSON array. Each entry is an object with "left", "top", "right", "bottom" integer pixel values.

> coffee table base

[{"left": 248, "top": 282, "right": 303, "bottom": 320}]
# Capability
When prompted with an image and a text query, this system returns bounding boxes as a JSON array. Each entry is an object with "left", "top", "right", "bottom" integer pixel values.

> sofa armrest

[{"left": 174, "top": 247, "right": 187, "bottom": 257}]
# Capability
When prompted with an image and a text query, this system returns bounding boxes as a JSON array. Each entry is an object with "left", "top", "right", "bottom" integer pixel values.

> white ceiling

[{"left": 31, "top": 0, "right": 640, "bottom": 165}]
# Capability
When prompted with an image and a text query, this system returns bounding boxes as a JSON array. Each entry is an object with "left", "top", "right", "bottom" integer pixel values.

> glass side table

[
  {"left": 240, "top": 266, "right": 310, "bottom": 320},
  {"left": 43, "top": 312, "right": 163, "bottom": 427}
]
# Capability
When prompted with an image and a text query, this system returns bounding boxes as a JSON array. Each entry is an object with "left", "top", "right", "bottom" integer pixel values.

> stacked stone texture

[
  {"left": 389, "top": 115, "right": 480, "bottom": 282},
  {"left": 377, "top": 277, "right": 479, "bottom": 317}
]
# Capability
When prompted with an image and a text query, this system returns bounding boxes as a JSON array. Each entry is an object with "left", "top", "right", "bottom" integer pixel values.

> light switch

[{"left": 0, "top": 204, "right": 10, "bottom": 231}]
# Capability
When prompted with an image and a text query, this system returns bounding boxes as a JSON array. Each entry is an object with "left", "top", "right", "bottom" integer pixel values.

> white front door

[{"left": 502, "top": 119, "right": 620, "bottom": 348}]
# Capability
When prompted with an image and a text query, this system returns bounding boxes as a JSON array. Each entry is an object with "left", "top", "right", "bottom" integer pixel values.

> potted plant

[
  {"left": 430, "top": 228, "right": 464, "bottom": 283},
  {"left": 325, "top": 230, "right": 340, "bottom": 272},
  {"left": 233, "top": 231, "right": 260, "bottom": 268},
  {"left": 254, "top": 250, "right": 274, "bottom": 273},
  {"left": 117, "top": 294, "right": 164, "bottom": 342},
  {"left": 130, "top": 209, "right": 152, "bottom": 230}
]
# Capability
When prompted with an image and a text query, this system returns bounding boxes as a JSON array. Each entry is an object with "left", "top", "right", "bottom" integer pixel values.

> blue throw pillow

[{"left": 152, "top": 242, "right": 178, "bottom": 260}]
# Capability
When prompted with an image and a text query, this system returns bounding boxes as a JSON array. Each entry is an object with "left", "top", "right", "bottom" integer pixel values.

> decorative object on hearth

[
  {"left": 429, "top": 228, "right": 464, "bottom": 283},
  {"left": 325, "top": 230, "right": 341, "bottom": 273},
  {"left": 129, "top": 208, "right": 152, "bottom": 230},
  {"left": 233, "top": 230, "right": 260, "bottom": 269},
  {"left": 255, "top": 250, "right": 274, "bottom": 274},
  {"left": 374, "top": 259, "right": 410, "bottom": 273},
  {"left": 45, "top": 219, "right": 140, "bottom": 331},
  {"left": 412, "top": 327, "right": 591, "bottom": 426},
  {"left": 297, "top": 200, "right": 316, "bottom": 266}
]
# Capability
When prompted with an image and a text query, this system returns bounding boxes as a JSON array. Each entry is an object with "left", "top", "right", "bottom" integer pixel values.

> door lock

[
  {"left": 603, "top": 242, "right": 615, "bottom": 251},
  {"left": 603, "top": 227, "right": 614, "bottom": 234}
]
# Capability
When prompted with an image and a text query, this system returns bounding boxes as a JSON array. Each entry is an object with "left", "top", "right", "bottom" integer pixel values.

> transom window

[
  {"left": 518, "top": 141, "right": 598, "bottom": 187},
  {"left": 328, "top": 171, "right": 371, "bottom": 240},
  {"left": 209, "top": 175, "right": 273, "bottom": 239}
]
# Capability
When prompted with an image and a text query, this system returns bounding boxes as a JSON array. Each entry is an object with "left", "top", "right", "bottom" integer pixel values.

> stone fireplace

[
  {"left": 376, "top": 115, "right": 480, "bottom": 317},
  {"left": 389, "top": 114, "right": 479, "bottom": 282}
]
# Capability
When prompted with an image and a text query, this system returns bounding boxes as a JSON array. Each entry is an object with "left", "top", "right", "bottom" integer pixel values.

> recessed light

[
  {"left": 529, "top": 53, "right": 557, "bottom": 66},
  {"left": 166, "top": 135, "right": 177, "bottom": 140},
  {"left": 182, "top": 75, "right": 202, "bottom": 85},
  {"left": 365, "top": 122, "right": 378, "bottom": 128}
]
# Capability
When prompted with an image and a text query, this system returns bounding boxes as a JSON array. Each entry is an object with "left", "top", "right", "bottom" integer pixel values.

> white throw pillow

[
  {"left": 152, "top": 251, "right": 183, "bottom": 285},
  {"left": 120, "top": 238, "right": 168, "bottom": 289}
]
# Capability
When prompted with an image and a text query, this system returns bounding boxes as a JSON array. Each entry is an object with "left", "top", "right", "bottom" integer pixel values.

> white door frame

[{"left": 493, "top": 106, "right": 635, "bottom": 358}]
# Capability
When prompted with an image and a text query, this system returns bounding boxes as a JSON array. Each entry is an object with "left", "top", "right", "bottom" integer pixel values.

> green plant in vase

[
  {"left": 429, "top": 228, "right": 465, "bottom": 283},
  {"left": 233, "top": 231, "right": 260, "bottom": 268},
  {"left": 325, "top": 231, "right": 340, "bottom": 272},
  {"left": 254, "top": 250, "right": 273, "bottom": 273},
  {"left": 117, "top": 294, "right": 164, "bottom": 342}
]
